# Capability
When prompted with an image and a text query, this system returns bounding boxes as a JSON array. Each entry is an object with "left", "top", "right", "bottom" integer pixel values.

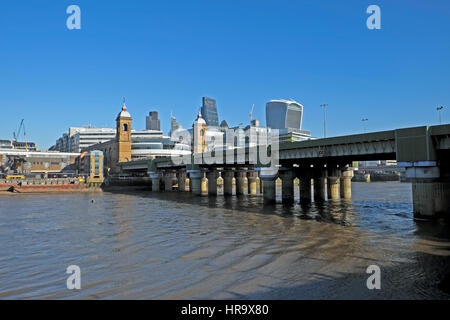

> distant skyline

[{"left": 1, "top": 0, "right": 449, "bottom": 149}]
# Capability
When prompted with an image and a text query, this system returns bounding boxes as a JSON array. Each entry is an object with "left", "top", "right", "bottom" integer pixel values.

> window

[
  {"left": 123, "top": 123, "right": 128, "bottom": 132},
  {"left": 94, "top": 154, "right": 99, "bottom": 175}
]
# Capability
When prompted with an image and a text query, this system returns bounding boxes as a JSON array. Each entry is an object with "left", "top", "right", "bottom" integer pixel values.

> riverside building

[{"left": 80, "top": 102, "right": 190, "bottom": 175}]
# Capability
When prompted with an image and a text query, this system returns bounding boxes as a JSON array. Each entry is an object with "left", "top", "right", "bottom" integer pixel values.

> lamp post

[
  {"left": 362, "top": 118, "right": 368, "bottom": 132},
  {"left": 437, "top": 106, "right": 444, "bottom": 125},
  {"left": 320, "top": 104, "right": 328, "bottom": 138}
]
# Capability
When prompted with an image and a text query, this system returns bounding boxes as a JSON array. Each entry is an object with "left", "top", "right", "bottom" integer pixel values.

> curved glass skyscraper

[{"left": 265, "top": 99, "right": 303, "bottom": 130}]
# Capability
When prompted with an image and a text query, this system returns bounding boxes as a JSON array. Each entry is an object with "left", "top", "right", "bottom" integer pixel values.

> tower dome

[
  {"left": 194, "top": 112, "right": 206, "bottom": 125},
  {"left": 117, "top": 102, "right": 131, "bottom": 119}
]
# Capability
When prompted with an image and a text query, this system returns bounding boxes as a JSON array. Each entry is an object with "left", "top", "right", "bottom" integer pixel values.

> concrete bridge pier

[
  {"left": 327, "top": 176, "right": 340, "bottom": 200},
  {"left": 201, "top": 171, "right": 208, "bottom": 195},
  {"left": 297, "top": 168, "right": 312, "bottom": 204},
  {"left": 177, "top": 170, "right": 187, "bottom": 192},
  {"left": 256, "top": 176, "right": 262, "bottom": 194},
  {"left": 260, "top": 168, "right": 278, "bottom": 204},
  {"left": 149, "top": 172, "right": 161, "bottom": 192},
  {"left": 206, "top": 170, "right": 219, "bottom": 196},
  {"left": 188, "top": 170, "right": 203, "bottom": 196},
  {"left": 313, "top": 166, "right": 327, "bottom": 202},
  {"left": 164, "top": 171, "right": 177, "bottom": 191},
  {"left": 222, "top": 169, "right": 234, "bottom": 196},
  {"left": 235, "top": 169, "right": 247, "bottom": 195},
  {"left": 280, "top": 168, "right": 294, "bottom": 204},
  {"left": 327, "top": 165, "right": 341, "bottom": 200},
  {"left": 404, "top": 163, "right": 450, "bottom": 220},
  {"left": 340, "top": 166, "right": 353, "bottom": 199},
  {"left": 247, "top": 170, "right": 258, "bottom": 196}
]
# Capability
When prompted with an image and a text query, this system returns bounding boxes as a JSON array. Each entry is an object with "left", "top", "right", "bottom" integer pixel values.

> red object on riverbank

[{"left": 0, "top": 183, "right": 87, "bottom": 193}]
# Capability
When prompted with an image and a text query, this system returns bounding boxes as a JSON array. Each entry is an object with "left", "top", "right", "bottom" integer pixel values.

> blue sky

[{"left": 1, "top": 0, "right": 449, "bottom": 149}]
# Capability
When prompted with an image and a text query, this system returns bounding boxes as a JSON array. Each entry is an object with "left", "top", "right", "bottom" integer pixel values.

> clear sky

[{"left": 1, "top": 0, "right": 449, "bottom": 149}]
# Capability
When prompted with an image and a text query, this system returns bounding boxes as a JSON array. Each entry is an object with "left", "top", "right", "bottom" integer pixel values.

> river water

[{"left": 1, "top": 182, "right": 450, "bottom": 299}]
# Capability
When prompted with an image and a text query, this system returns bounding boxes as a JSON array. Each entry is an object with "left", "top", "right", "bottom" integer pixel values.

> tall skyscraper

[
  {"left": 146, "top": 111, "right": 161, "bottom": 131},
  {"left": 266, "top": 99, "right": 303, "bottom": 131},
  {"left": 201, "top": 97, "right": 219, "bottom": 126},
  {"left": 170, "top": 115, "right": 180, "bottom": 137}
]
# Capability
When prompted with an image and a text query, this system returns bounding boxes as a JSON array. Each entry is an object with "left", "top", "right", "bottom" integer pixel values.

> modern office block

[
  {"left": 201, "top": 97, "right": 219, "bottom": 126},
  {"left": 266, "top": 99, "right": 303, "bottom": 131}
]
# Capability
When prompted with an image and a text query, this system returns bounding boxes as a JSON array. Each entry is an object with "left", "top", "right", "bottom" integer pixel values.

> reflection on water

[{"left": 0, "top": 182, "right": 450, "bottom": 299}]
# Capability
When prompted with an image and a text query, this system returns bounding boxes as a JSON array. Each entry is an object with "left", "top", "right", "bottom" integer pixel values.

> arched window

[{"left": 123, "top": 123, "right": 128, "bottom": 132}]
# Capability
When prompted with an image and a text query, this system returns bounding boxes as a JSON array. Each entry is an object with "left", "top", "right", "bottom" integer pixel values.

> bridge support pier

[
  {"left": 206, "top": 170, "right": 219, "bottom": 196},
  {"left": 201, "top": 172, "right": 208, "bottom": 195},
  {"left": 340, "top": 166, "right": 353, "bottom": 199},
  {"left": 222, "top": 169, "right": 234, "bottom": 196},
  {"left": 149, "top": 172, "right": 161, "bottom": 192},
  {"left": 412, "top": 181, "right": 450, "bottom": 220},
  {"left": 247, "top": 170, "right": 258, "bottom": 196},
  {"left": 260, "top": 168, "right": 278, "bottom": 204},
  {"left": 327, "top": 177, "right": 340, "bottom": 200},
  {"left": 297, "top": 169, "right": 312, "bottom": 204},
  {"left": 256, "top": 176, "right": 262, "bottom": 194},
  {"left": 235, "top": 170, "right": 247, "bottom": 195},
  {"left": 327, "top": 165, "right": 341, "bottom": 200},
  {"left": 313, "top": 166, "right": 327, "bottom": 202},
  {"left": 188, "top": 170, "right": 203, "bottom": 196},
  {"left": 177, "top": 170, "right": 187, "bottom": 192},
  {"left": 164, "top": 171, "right": 177, "bottom": 191},
  {"left": 280, "top": 168, "right": 294, "bottom": 204},
  {"left": 404, "top": 164, "right": 450, "bottom": 220}
]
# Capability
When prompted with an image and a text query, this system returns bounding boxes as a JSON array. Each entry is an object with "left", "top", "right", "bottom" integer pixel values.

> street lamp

[
  {"left": 362, "top": 118, "right": 368, "bottom": 132},
  {"left": 437, "top": 106, "right": 444, "bottom": 125},
  {"left": 320, "top": 104, "right": 328, "bottom": 138}
]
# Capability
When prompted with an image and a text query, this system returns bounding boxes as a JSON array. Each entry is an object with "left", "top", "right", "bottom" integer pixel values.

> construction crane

[
  {"left": 12, "top": 119, "right": 29, "bottom": 151},
  {"left": 249, "top": 104, "right": 255, "bottom": 123}
]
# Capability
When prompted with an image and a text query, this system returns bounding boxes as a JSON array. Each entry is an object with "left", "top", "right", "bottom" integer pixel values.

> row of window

[{"left": 26, "top": 161, "right": 62, "bottom": 169}]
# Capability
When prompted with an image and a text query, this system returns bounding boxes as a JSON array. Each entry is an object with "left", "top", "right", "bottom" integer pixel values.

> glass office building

[
  {"left": 265, "top": 99, "right": 303, "bottom": 130},
  {"left": 146, "top": 111, "right": 161, "bottom": 131},
  {"left": 201, "top": 97, "right": 219, "bottom": 126}
]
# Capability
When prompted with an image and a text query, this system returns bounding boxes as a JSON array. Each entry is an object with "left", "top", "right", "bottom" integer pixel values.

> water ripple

[{"left": 0, "top": 183, "right": 449, "bottom": 299}]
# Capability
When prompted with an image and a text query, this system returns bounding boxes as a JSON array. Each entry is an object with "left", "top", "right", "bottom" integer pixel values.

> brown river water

[{"left": 1, "top": 182, "right": 450, "bottom": 299}]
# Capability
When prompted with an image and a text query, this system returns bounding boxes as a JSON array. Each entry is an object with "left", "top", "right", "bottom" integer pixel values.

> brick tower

[{"left": 116, "top": 101, "right": 132, "bottom": 163}]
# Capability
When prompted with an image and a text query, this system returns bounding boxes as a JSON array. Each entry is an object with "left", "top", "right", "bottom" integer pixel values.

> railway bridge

[{"left": 120, "top": 124, "right": 450, "bottom": 220}]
